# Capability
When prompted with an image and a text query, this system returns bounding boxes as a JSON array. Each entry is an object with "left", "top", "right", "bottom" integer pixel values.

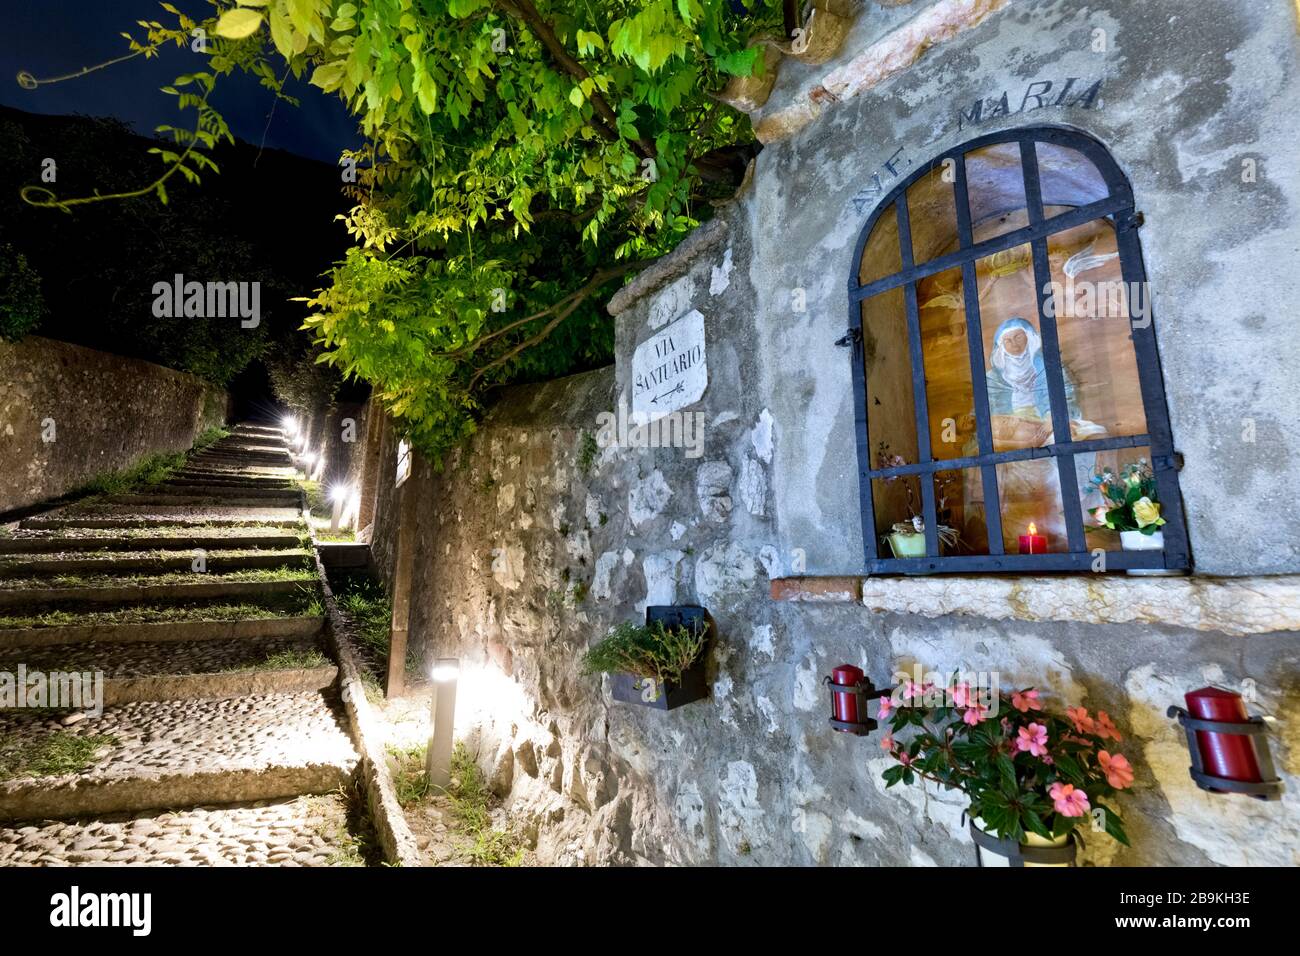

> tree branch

[
  {"left": 496, "top": 0, "right": 655, "bottom": 159},
  {"left": 466, "top": 259, "right": 654, "bottom": 389}
]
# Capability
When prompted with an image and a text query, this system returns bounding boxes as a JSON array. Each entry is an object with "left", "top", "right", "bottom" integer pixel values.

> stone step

[
  {"left": 0, "top": 793, "right": 361, "bottom": 866},
  {"left": 0, "top": 692, "right": 358, "bottom": 820},
  {"left": 167, "top": 477, "right": 297, "bottom": 490},
  {"left": 174, "top": 470, "right": 297, "bottom": 482},
  {"left": 210, "top": 440, "right": 289, "bottom": 451},
  {"left": 193, "top": 451, "right": 292, "bottom": 465},
  {"left": 99, "top": 493, "right": 301, "bottom": 508},
  {"left": 0, "top": 532, "right": 302, "bottom": 554},
  {"left": 154, "top": 483, "right": 299, "bottom": 499},
  {"left": 0, "top": 614, "right": 324, "bottom": 649},
  {"left": 0, "top": 549, "right": 311, "bottom": 577},
  {"left": 19, "top": 516, "right": 303, "bottom": 531},
  {"left": 0, "top": 576, "right": 314, "bottom": 609},
  {"left": 56, "top": 504, "right": 305, "bottom": 524},
  {"left": 0, "top": 636, "right": 336, "bottom": 708}
]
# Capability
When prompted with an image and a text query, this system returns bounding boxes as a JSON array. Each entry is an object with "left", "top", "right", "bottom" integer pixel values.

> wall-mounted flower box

[{"left": 588, "top": 605, "right": 710, "bottom": 712}]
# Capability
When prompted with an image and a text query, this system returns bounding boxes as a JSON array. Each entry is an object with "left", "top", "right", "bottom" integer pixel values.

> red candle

[
  {"left": 1018, "top": 522, "right": 1047, "bottom": 554},
  {"left": 831, "top": 664, "right": 865, "bottom": 729},
  {"left": 1185, "top": 686, "right": 1262, "bottom": 784}
]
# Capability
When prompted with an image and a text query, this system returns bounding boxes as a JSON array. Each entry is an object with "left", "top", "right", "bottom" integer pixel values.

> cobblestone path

[{"left": 0, "top": 423, "right": 369, "bottom": 865}]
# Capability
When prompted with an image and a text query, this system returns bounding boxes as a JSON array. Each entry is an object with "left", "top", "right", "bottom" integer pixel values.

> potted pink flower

[{"left": 879, "top": 679, "right": 1135, "bottom": 866}]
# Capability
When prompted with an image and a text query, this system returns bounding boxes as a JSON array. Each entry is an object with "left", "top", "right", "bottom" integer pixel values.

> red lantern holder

[
  {"left": 1167, "top": 687, "right": 1283, "bottom": 800},
  {"left": 825, "top": 664, "right": 890, "bottom": 736}
]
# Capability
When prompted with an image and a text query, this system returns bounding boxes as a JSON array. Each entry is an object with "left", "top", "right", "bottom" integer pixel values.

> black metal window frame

[{"left": 845, "top": 125, "right": 1190, "bottom": 575}]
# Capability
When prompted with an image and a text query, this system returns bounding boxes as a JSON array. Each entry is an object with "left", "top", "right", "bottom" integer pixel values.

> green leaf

[
  {"left": 576, "top": 29, "right": 605, "bottom": 55},
  {"left": 568, "top": 85, "right": 585, "bottom": 107},
  {"left": 1095, "top": 803, "right": 1130, "bottom": 846},
  {"left": 237, "top": 0, "right": 271, "bottom": 6},
  {"left": 1021, "top": 810, "right": 1051, "bottom": 841},
  {"left": 268, "top": 7, "right": 294, "bottom": 57},
  {"left": 214, "top": 8, "right": 264, "bottom": 39},
  {"left": 310, "top": 61, "right": 347, "bottom": 92}
]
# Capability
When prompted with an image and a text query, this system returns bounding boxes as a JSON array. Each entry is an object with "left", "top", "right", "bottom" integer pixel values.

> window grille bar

[
  {"left": 866, "top": 433, "right": 1153, "bottom": 479},
  {"left": 1115, "top": 214, "right": 1191, "bottom": 569},
  {"left": 847, "top": 322, "right": 879, "bottom": 566},
  {"left": 953, "top": 153, "right": 1005, "bottom": 555},
  {"left": 869, "top": 548, "right": 1171, "bottom": 575},
  {"left": 896, "top": 193, "right": 940, "bottom": 557}
]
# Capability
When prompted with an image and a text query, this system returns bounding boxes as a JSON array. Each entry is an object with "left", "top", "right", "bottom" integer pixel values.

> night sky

[{"left": 0, "top": 0, "right": 360, "bottom": 163}]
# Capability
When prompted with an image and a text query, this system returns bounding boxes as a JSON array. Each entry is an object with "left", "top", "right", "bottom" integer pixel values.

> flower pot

[
  {"left": 1119, "top": 529, "right": 1179, "bottom": 576},
  {"left": 969, "top": 819, "right": 1077, "bottom": 868},
  {"left": 887, "top": 531, "right": 927, "bottom": 559},
  {"left": 608, "top": 604, "right": 710, "bottom": 711},
  {"left": 609, "top": 660, "right": 708, "bottom": 711}
]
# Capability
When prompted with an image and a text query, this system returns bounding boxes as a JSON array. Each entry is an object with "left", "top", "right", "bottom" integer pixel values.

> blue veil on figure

[{"left": 986, "top": 316, "right": 1079, "bottom": 420}]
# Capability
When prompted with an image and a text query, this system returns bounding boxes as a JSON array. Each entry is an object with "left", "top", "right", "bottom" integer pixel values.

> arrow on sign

[{"left": 651, "top": 382, "right": 685, "bottom": 405}]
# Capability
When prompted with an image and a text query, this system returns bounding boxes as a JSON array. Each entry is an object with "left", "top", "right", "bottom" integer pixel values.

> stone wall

[
  {"left": 0, "top": 336, "right": 230, "bottom": 513},
  {"left": 372, "top": 0, "right": 1300, "bottom": 866}
]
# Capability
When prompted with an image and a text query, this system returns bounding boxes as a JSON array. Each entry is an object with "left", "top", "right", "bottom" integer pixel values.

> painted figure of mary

[
  {"left": 985, "top": 317, "right": 1098, "bottom": 448},
  {"left": 987, "top": 318, "right": 1068, "bottom": 416}
]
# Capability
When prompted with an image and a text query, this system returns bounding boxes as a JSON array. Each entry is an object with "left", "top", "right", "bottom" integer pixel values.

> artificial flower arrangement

[
  {"left": 878, "top": 677, "right": 1134, "bottom": 849},
  {"left": 1090, "top": 460, "right": 1165, "bottom": 535}
]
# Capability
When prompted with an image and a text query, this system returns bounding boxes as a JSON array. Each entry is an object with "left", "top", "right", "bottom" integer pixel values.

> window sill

[{"left": 768, "top": 574, "right": 1300, "bottom": 637}]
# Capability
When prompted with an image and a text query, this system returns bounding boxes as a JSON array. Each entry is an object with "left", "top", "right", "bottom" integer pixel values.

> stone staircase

[{"left": 0, "top": 423, "right": 367, "bottom": 866}]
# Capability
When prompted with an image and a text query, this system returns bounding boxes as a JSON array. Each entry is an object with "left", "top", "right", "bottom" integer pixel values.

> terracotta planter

[{"left": 969, "top": 819, "right": 1078, "bottom": 867}]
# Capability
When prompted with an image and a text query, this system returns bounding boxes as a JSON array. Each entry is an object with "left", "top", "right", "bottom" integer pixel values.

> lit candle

[
  {"left": 1018, "top": 522, "right": 1048, "bottom": 554},
  {"left": 1185, "top": 686, "right": 1262, "bottom": 786}
]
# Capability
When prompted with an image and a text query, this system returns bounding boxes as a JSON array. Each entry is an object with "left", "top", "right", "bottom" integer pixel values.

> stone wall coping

[
  {"left": 770, "top": 574, "right": 1300, "bottom": 637},
  {"left": 606, "top": 217, "right": 729, "bottom": 316}
]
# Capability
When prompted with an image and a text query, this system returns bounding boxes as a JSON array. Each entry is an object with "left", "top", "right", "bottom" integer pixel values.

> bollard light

[{"left": 426, "top": 658, "right": 460, "bottom": 789}]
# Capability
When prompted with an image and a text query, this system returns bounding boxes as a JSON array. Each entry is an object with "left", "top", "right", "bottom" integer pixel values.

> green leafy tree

[
  {"left": 21, "top": 0, "right": 779, "bottom": 458},
  {"left": 0, "top": 243, "right": 46, "bottom": 342}
]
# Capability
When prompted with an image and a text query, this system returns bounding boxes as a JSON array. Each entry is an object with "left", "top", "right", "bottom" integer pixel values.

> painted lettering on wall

[
  {"left": 631, "top": 309, "right": 708, "bottom": 423},
  {"left": 848, "top": 146, "right": 913, "bottom": 216},
  {"left": 956, "top": 77, "right": 1103, "bottom": 131}
]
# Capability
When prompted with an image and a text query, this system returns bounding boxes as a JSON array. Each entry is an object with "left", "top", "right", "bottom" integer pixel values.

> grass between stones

[
  {"left": 333, "top": 577, "right": 421, "bottom": 697},
  {"left": 387, "top": 741, "right": 524, "bottom": 867},
  {"left": 242, "top": 648, "right": 332, "bottom": 672},
  {"left": 0, "top": 596, "right": 323, "bottom": 630},
  {"left": 0, "top": 566, "right": 318, "bottom": 591},
  {"left": 69, "top": 427, "right": 230, "bottom": 499},
  {"left": 308, "top": 781, "right": 382, "bottom": 867},
  {"left": 0, "top": 547, "right": 311, "bottom": 569},
  {"left": 12, "top": 527, "right": 305, "bottom": 541},
  {"left": 0, "top": 731, "right": 118, "bottom": 782}
]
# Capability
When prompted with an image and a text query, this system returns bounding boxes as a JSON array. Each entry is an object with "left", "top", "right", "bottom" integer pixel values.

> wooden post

[{"left": 386, "top": 477, "right": 418, "bottom": 698}]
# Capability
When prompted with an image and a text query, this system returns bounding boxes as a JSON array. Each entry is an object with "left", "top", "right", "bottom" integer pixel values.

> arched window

[{"left": 846, "top": 126, "right": 1188, "bottom": 574}]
